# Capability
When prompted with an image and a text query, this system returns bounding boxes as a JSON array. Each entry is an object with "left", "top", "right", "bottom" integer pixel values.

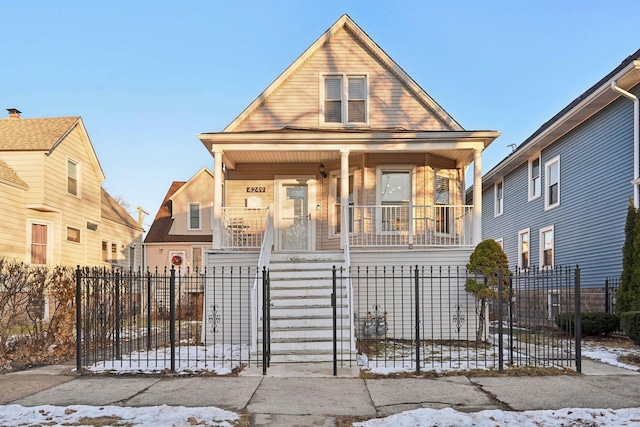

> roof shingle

[{"left": 0, "top": 116, "right": 79, "bottom": 151}]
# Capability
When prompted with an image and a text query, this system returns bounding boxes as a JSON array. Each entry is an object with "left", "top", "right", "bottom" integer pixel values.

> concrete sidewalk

[{"left": 1, "top": 360, "right": 638, "bottom": 426}]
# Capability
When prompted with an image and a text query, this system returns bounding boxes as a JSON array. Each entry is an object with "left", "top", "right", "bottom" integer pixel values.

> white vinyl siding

[
  {"left": 494, "top": 179, "right": 503, "bottom": 216},
  {"left": 528, "top": 156, "right": 541, "bottom": 201},
  {"left": 545, "top": 156, "right": 560, "bottom": 210}
]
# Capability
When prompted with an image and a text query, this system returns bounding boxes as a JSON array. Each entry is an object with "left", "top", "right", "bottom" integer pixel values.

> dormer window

[{"left": 322, "top": 75, "right": 367, "bottom": 125}]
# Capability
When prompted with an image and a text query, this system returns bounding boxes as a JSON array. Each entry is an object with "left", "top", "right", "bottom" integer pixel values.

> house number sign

[{"left": 246, "top": 187, "right": 266, "bottom": 193}]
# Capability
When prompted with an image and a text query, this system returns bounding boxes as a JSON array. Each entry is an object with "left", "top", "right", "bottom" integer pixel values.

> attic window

[
  {"left": 322, "top": 75, "right": 368, "bottom": 125},
  {"left": 67, "top": 159, "right": 80, "bottom": 196}
]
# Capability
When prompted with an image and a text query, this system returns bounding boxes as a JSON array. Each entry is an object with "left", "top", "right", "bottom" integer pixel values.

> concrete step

[
  {"left": 267, "top": 350, "right": 356, "bottom": 364},
  {"left": 267, "top": 325, "right": 350, "bottom": 339},
  {"left": 269, "top": 252, "right": 344, "bottom": 263},
  {"left": 270, "top": 316, "right": 346, "bottom": 329}
]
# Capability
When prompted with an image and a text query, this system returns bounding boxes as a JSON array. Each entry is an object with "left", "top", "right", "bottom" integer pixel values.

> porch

[{"left": 221, "top": 204, "right": 474, "bottom": 251}]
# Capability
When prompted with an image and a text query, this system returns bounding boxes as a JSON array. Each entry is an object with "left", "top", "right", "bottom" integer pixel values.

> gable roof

[
  {"left": 144, "top": 181, "right": 213, "bottom": 244},
  {"left": 168, "top": 166, "right": 213, "bottom": 201},
  {"left": 0, "top": 159, "right": 28, "bottom": 190},
  {"left": 482, "top": 47, "right": 640, "bottom": 189},
  {"left": 223, "top": 14, "right": 462, "bottom": 133},
  {"left": 0, "top": 115, "right": 106, "bottom": 182},
  {"left": 101, "top": 187, "right": 144, "bottom": 231},
  {"left": 0, "top": 116, "right": 80, "bottom": 151}
]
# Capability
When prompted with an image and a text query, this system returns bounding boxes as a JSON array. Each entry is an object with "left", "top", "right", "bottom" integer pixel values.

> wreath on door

[{"left": 171, "top": 254, "right": 183, "bottom": 266}]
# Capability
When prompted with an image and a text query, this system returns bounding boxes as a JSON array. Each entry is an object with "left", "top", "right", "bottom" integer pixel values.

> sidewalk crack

[{"left": 468, "top": 379, "right": 514, "bottom": 411}]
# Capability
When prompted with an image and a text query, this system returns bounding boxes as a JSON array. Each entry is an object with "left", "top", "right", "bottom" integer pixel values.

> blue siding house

[{"left": 480, "top": 48, "right": 640, "bottom": 288}]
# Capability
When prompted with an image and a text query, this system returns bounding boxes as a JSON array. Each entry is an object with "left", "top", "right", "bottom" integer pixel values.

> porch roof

[{"left": 198, "top": 127, "right": 500, "bottom": 170}]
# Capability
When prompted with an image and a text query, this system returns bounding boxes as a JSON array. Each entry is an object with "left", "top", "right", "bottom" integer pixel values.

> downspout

[{"left": 611, "top": 82, "right": 639, "bottom": 207}]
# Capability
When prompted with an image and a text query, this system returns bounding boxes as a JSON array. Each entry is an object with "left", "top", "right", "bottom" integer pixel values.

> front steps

[{"left": 263, "top": 251, "right": 354, "bottom": 363}]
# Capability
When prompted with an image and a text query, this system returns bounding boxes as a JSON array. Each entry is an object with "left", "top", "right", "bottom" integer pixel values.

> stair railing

[{"left": 251, "top": 206, "right": 274, "bottom": 354}]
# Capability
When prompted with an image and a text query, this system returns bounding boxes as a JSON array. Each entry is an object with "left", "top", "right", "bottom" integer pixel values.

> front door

[{"left": 277, "top": 178, "right": 315, "bottom": 251}]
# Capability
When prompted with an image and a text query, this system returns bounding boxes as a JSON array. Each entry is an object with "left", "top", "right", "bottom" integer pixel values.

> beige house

[
  {"left": 0, "top": 109, "right": 143, "bottom": 268},
  {"left": 195, "top": 15, "right": 500, "bottom": 361},
  {"left": 144, "top": 167, "right": 214, "bottom": 270},
  {"left": 199, "top": 15, "right": 498, "bottom": 262}
]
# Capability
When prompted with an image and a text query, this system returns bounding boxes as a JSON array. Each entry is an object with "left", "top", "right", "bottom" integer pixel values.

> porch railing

[
  {"left": 221, "top": 207, "right": 269, "bottom": 250},
  {"left": 348, "top": 205, "right": 473, "bottom": 248}
]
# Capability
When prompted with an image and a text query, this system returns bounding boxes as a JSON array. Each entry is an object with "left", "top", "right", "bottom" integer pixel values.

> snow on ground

[
  {"left": 1, "top": 339, "right": 638, "bottom": 426},
  {"left": 1, "top": 405, "right": 640, "bottom": 427},
  {"left": 353, "top": 407, "right": 640, "bottom": 427},
  {"left": 0, "top": 404, "right": 239, "bottom": 427}
]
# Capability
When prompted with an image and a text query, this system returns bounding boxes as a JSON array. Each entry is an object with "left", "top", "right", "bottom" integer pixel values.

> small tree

[
  {"left": 466, "top": 239, "right": 510, "bottom": 341},
  {"left": 617, "top": 201, "right": 640, "bottom": 314}
]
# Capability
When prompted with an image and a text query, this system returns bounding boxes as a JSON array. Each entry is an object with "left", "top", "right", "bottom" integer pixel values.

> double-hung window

[
  {"left": 67, "top": 159, "right": 79, "bottom": 196},
  {"left": 322, "top": 75, "right": 367, "bottom": 125},
  {"left": 529, "top": 156, "right": 541, "bottom": 200},
  {"left": 188, "top": 203, "right": 201, "bottom": 230},
  {"left": 540, "top": 225, "right": 554, "bottom": 268},
  {"left": 518, "top": 228, "right": 530, "bottom": 270},
  {"left": 545, "top": 156, "right": 560, "bottom": 210},
  {"left": 494, "top": 180, "right": 504, "bottom": 216}
]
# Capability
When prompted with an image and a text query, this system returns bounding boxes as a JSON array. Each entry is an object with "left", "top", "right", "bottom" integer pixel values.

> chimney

[{"left": 7, "top": 108, "right": 21, "bottom": 119}]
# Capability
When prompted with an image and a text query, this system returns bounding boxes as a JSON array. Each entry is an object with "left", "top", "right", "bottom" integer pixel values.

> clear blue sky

[{"left": 2, "top": 1, "right": 639, "bottom": 230}]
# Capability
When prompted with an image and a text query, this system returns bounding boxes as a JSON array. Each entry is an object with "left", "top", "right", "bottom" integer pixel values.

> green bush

[
  {"left": 620, "top": 311, "right": 640, "bottom": 346},
  {"left": 555, "top": 312, "right": 620, "bottom": 336}
]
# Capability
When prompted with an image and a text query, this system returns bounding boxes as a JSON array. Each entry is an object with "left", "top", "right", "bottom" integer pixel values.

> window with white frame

[
  {"left": 31, "top": 223, "right": 48, "bottom": 265},
  {"left": 494, "top": 179, "right": 504, "bottom": 216},
  {"left": 540, "top": 225, "right": 554, "bottom": 268},
  {"left": 518, "top": 228, "right": 530, "bottom": 270},
  {"left": 529, "top": 156, "right": 541, "bottom": 200},
  {"left": 67, "top": 159, "right": 80, "bottom": 196},
  {"left": 435, "top": 173, "right": 452, "bottom": 234},
  {"left": 111, "top": 242, "right": 118, "bottom": 263},
  {"left": 545, "top": 156, "right": 560, "bottom": 210},
  {"left": 66, "top": 226, "right": 81, "bottom": 243},
  {"left": 102, "top": 241, "right": 109, "bottom": 262},
  {"left": 188, "top": 203, "right": 201, "bottom": 230},
  {"left": 331, "top": 172, "right": 355, "bottom": 236},
  {"left": 379, "top": 169, "right": 411, "bottom": 232},
  {"left": 322, "top": 75, "right": 367, "bottom": 125},
  {"left": 495, "top": 238, "right": 504, "bottom": 249}
]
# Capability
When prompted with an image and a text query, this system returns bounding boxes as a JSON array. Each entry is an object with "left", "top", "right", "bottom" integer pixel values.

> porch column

[
  {"left": 472, "top": 148, "right": 483, "bottom": 245},
  {"left": 213, "top": 150, "right": 224, "bottom": 249},
  {"left": 340, "top": 149, "right": 350, "bottom": 249}
]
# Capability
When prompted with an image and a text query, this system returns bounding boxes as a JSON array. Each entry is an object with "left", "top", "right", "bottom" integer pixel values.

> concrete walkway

[{"left": 1, "top": 360, "right": 638, "bottom": 426}]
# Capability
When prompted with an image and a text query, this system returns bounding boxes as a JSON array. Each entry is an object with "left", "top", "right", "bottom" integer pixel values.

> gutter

[{"left": 611, "top": 82, "right": 639, "bottom": 207}]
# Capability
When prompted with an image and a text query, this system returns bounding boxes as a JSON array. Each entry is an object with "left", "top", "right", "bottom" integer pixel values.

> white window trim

[
  {"left": 434, "top": 170, "right": 456, "bottom": 237},
  {"left": 66, "top": 225, "right": 82, "bottom": 244},
  {"left": 192, "top": 246, "right": 203, "bottom": 271},
  {"left": 67, "top": 157, "right": 81, "bottom": 198},
  {"left": 494, "top": 179, "right": 504, "bottom": 217},
  {"left": 528, "top": 155, "right": 541, "bottom": 201},
  {"left": 544, "top": 156, "right": 560, "bottom": 210},
  {"left": 329, "top": 169, "right": 357, "bottom": 238},
  {"left": 375, "top": 166, "right": 414, "bottom": 235},
  {"left": 518, "top": 228, "right": 530, "bottom": 270},
  {"left": 188, "top": 202, "right": 202, "bottom": 231},
  {"left": 169, "top": 250, "right": 186, "bottom": 269},
  {"left": 539, "top": 225, "right": 555, "bottom": 269},
  {"left": 319, "top": 73, "right": 370, "bottom": 127},
  {"left": 27, "top": 220, "right": 52, "bottom": 265}
]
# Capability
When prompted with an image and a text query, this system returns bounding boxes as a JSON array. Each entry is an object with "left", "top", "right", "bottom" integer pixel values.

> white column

[
  {"left": 472, "top": 148, "right": 483, "bottom": 245},
  {"left": 340, "top": 149, "right": 350, "bottom": 249},
  {"left": 213, "top": 150, "right": 224, "bottom": 249}
]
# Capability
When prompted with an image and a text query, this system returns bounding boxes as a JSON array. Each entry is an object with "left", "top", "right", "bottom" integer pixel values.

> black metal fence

[
  {"left": 76, "top": 264, "right": 580, "bottom": 375},
  {"left": 75, "top": 266, "right": 267, "bottom": 374},
  {"left": 340, "top": 264, "right": 580, "bottom": 374}
]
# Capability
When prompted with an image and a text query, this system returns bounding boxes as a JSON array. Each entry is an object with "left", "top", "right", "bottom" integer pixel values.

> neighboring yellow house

[
  {"left": 144, "top": 167, "right": 214, "bottom": 270},
  {"left": 0, "top": 109, "right": 143, "bottom": 268}
]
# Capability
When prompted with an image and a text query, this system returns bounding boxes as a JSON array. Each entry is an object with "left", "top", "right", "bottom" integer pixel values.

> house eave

[{"left": 482, "top": 58, "right": 640, "bottom": 189}]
